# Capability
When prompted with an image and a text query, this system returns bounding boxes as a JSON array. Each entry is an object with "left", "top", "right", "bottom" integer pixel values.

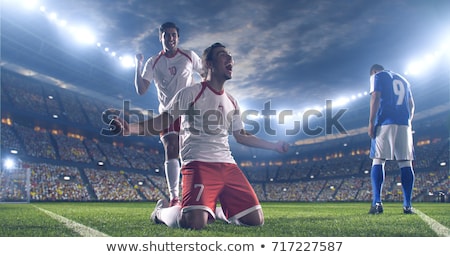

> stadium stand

[{"left": 1, "top": 67, "right": 449, "bottom": 203}]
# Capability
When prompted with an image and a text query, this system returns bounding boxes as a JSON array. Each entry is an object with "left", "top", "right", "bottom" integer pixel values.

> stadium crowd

[{"left": 1, "top": 68, "right": 449, "bottom": 203}]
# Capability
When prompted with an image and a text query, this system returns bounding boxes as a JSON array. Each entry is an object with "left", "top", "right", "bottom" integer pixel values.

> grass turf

[{"left": 0, "top": 202, "right": 448, "bottom": 237}]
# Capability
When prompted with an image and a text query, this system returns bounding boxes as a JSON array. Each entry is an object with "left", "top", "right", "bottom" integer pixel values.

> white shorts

[{"left": 370, "top": 124, "right": 414, "bottom": 161}]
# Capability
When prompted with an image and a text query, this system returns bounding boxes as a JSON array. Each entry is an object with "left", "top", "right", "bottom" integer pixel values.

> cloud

[
  {"left": 178, "top": 0, "right": 377, "bottom": 106},
  {"left": 5, "top": 0, "right": 447, "bottom": 112}
]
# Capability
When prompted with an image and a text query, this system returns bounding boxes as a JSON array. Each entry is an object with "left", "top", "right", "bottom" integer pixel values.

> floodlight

[
  {"left": 57, "top": 20, "right": 67, "bottom": 27},
  {"left": 333, "top": 97, "right": 350, "bottom": 107},
  {"left": 3, "top": 158, "right": 15, "bottom": 169},
  {"left": 48, "top": 12, "right": 57, "bottom": 21},
  {"left": 405, "top": 61, "right": 420, "bottom": 75},
  {"left": 22, "top": 0, "right": 39, "bottom": 9},
  {"left": 120, "top": 55, "right": 135, "bottom": 68},
  {"left": 70, "top": 26, "right": 96, "bottom": 45}
]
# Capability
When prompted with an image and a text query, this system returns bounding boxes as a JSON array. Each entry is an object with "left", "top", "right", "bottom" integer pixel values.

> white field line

[
  {"left": 33, "top": 204, "right": 449, "bottom": 237},
  {"left": 34, "top": 205, "right": 110, "bottom": 237},
  {"left": 415, "top": 208, "right": 450, "bottom": 237}
]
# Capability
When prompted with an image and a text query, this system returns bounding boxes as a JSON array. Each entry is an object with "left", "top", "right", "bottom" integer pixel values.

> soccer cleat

[
  {"left": 150, "top": 199, "right": 168, "bottom": 224},
  {"left": 368, "top": 203, "right": 384, "bottom": 214},
  {"left": 403, "top": 206, "right": 414, "bottom": 214},
  {"left": 169, "top": 197, "right": 181, "bottom": 207}
]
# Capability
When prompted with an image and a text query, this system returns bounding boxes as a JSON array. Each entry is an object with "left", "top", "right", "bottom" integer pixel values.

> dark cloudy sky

[{"left": 2, "top": 0, "right": 449, "bottom": 118}]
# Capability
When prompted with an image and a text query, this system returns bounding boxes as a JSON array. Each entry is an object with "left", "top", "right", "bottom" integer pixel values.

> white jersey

[
  {"left": 142, "top": 48, "right": 203, "bottom": 113},
  {"left": 166, "top": 82, "right": 244, "bottom": 165}
]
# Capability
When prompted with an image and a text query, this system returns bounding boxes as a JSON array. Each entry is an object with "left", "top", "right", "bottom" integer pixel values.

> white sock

[
  {"left": 215, "top": 206, "right": 230, "bottom": 223},
  {"left": 165, "top": 159, "right": 180, "bottom": 200},
  {"left": 159, "top": 205, "right": 182, "bottom": 228}
]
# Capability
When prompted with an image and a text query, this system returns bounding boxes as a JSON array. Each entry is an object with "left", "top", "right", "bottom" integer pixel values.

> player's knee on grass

[
  {"left": 235, "top": 209, "right": 264, "bottom": 226},
  {"left": 180, "top": 209, "right": 209, "bottom": 230}
]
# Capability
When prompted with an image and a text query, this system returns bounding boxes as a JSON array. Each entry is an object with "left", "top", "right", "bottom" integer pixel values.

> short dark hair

[
  {"left": 159, "top": 22, "right": 179, "bottom": 37},
  {"left": 202, "top": 42, "right": 226, "bottom": 62},
  {"left": 370, "top": 64, "right": 384, "bottom": 75},
  {"left": 201, "top": 43, "right": 226, "bottom": 79}
]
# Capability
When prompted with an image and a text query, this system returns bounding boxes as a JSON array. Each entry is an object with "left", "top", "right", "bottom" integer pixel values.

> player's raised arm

[{"left": 134, "top": 53, "right": 150, "bottom": 95}]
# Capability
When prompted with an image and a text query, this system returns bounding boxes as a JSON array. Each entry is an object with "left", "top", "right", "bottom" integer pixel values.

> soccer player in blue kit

[{"left": 368, "top": 64, "right": 416, "bottom": 214}]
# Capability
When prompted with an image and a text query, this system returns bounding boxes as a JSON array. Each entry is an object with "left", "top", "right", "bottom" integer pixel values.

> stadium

[{"left": 1, "top": 0, "right": 449, "bottom": 241}]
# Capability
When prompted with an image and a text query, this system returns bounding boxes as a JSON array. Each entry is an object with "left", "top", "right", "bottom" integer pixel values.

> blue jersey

[{"left": 369, "top": 70, "right": 412, "bottom": 126}]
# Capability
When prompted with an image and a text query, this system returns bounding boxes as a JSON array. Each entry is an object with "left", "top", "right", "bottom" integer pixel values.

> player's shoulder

[
  {"left": 146, "top": 51, "right": 164, "bottom": 65},
  {"left": 178, "top": 48, "right": 195, "bottom": 54},
  {"left": 168, "top": 83, "right": 202, "bottom": 109},
  {"left": 224, "top": 91, "right": 240, "bottom": 108},
  {"left": 225, "top": 90, "right": 237, "bottom": 100},
  {"left": 178, "top": 82, "right": 203, "bottom": 96},
  {"left": 381, "top": 70, "right": 410, "bottom": 84},
  {"left": 374, "top": 70, "right": 394, "bottom": 81},
  {"left": 178, "top": 48, "right": 200, "bottom": 58},
  {"left": 376, "top": 70, "right": 390, "bottom": 76},
  {"left": 149, "top": 50, "right": 164, "bottom": 59},
  {"left": 393, "top": 72, "right": 409, "bottom": 83}
]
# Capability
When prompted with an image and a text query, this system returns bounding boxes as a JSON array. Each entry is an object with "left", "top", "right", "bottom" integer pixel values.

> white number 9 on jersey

[{"left": 392, "top": 79, "right": 406, "bottom": 105}]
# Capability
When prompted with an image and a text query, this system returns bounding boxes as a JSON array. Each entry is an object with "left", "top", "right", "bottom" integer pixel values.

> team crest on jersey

[{"left": 169, "top": 66, "right": 177, "bottom": 76}]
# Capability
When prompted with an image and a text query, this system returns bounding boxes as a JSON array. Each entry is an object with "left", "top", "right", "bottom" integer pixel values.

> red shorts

[
  {"left": 180, "top": 161, "right": 260, "bottom": 221},
  {"left": 160, "top": 117, "right": 180, "bottom": 137}
]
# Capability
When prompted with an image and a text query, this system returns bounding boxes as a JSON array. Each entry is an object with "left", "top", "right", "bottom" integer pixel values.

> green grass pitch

[{"left": 1, "top": 202, "right": 449, "bottom": 237}]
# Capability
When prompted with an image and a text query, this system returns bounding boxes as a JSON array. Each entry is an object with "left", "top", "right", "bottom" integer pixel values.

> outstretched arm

[
  {"left": 232, "top": 129, "right": 289, "bottom": 153},
  {"left": 112, "top": 112, "right": 173, "bottom": 136}
]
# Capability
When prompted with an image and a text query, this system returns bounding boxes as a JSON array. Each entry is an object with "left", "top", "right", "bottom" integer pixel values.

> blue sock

[
  {"left": 401, "top": 167, "right": 415, "bottom": 207},
  {"left": 371, "top": 164, "right": 384, "bottom": 206}
]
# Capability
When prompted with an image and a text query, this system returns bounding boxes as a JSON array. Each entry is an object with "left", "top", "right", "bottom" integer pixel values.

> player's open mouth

[{"left": 226, "top": 63, "right": 233, "bottom": 71}]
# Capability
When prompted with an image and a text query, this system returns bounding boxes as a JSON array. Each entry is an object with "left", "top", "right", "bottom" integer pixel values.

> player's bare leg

[
  {"left": 235, "top": 209, "right": 264, "bottom": 226},
  {"left": 179, "top": 209, "right": 209, "bottom": 230}
]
